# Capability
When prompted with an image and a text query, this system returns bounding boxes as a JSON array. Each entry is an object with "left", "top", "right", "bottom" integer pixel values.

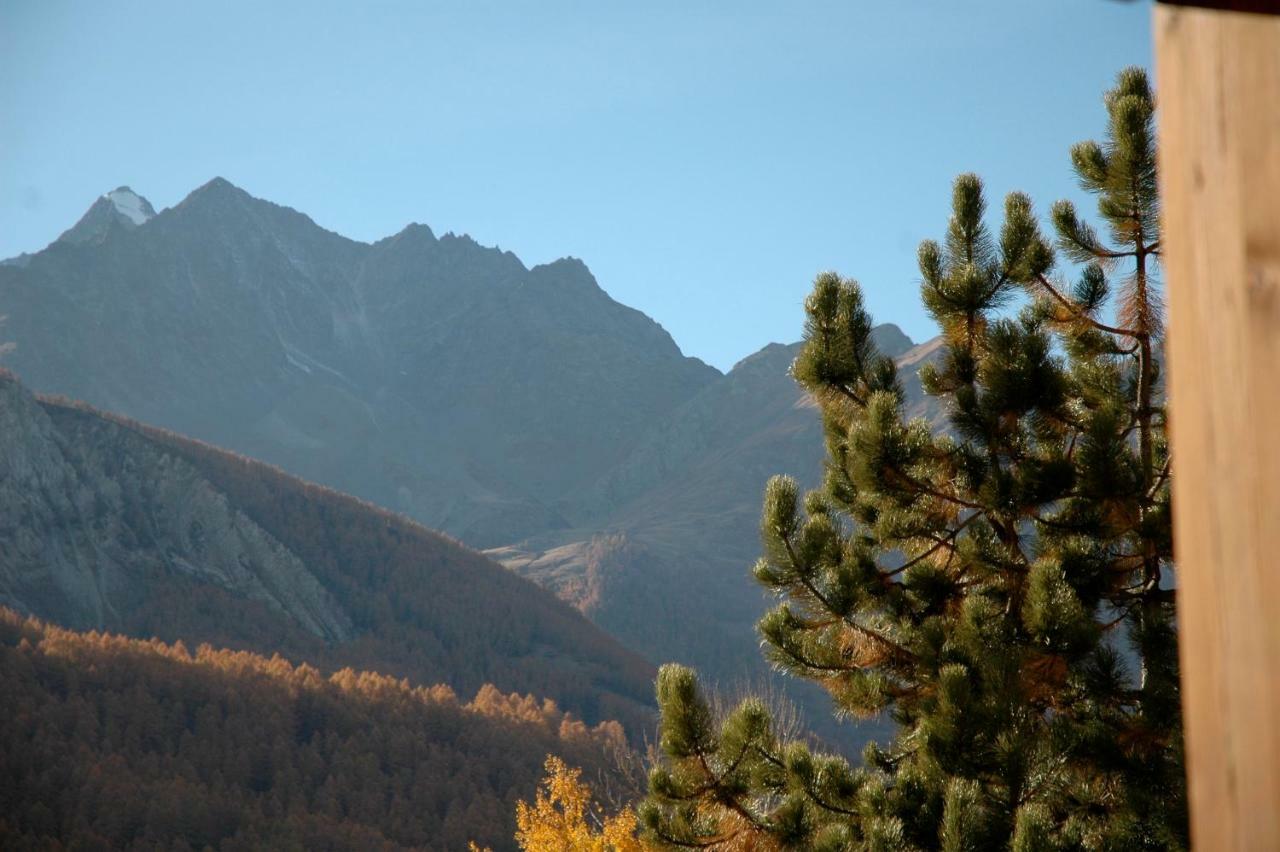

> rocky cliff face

[{"left": 0, "top": 373, "right": 351, "bottom": 641}]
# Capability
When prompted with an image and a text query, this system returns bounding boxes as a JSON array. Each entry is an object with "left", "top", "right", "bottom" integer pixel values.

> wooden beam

[
  {"left": 1155, "top": 5, "right": 1280, "bottom": 849},
  {"left": 1159, "top": 0, "right": 1280, "bottom": 16}
]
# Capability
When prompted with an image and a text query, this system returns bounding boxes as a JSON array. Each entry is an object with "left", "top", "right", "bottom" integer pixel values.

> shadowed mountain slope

[{"left": 0, "top": 372, "right": 656, "bottom": 734}]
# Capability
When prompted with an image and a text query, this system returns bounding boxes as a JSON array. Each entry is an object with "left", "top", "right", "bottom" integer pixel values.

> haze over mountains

[{"left": 0, "top": 180, "right": 942, "bottom": 740}]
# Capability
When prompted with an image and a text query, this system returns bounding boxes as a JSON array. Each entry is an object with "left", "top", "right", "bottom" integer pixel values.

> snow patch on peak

[{"left": 104, "top": 187, "right": 155, "bottom": 226}]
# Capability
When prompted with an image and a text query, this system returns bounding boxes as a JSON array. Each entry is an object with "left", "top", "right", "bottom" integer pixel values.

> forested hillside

[
  {"left": 0, "top": 373, "right": 656, "bottom": 735},
  {"left": 0, "top": 608, "right": 634, "bottom": 851}
]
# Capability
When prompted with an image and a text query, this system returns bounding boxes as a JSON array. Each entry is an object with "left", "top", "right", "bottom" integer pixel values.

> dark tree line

[{"left": 0, "top": 608, "right": 635, "bottom": 852}]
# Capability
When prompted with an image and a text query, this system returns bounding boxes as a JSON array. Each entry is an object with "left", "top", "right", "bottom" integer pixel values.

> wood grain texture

[{"left": 1154, "top": 5, "right": 1280, "bottom": 848}]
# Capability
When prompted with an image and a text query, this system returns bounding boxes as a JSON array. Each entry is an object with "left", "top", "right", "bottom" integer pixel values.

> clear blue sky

[{"left": 1, "top": 1, "right": 1152, "bottom": 371}]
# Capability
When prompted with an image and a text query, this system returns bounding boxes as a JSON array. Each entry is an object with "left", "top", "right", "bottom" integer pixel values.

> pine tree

[{"left": 640, "top": 67, "right": 1183, "bottom": 851}]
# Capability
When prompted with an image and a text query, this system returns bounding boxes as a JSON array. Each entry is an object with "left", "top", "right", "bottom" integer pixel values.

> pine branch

[
  {"left": 1034, "top": 273, "right": 1144, "bottom": 339},
  {"left": 884, "top": 464, "right": 985, "bottom": 511},
  {"left": 882, "top": 514, "right": 979, "bottom": 578},
  {"left": 782, "top": 533, "right": 916, "bottom": 664}
]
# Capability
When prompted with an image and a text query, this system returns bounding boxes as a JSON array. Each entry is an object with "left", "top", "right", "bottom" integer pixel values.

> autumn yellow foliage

[{"left": 473, "top": 755, "right": 648, "bottom": 851}]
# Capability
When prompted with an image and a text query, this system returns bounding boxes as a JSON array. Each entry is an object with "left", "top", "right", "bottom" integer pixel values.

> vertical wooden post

[{"left": 1155, "top": 5, "right": 1280, "bottom": 849}]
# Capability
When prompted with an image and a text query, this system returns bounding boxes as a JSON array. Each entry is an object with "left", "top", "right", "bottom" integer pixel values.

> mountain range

[
  {"left": 0, "top": 180, "right": 942, "bottom": 743},
  {"left": 0, "top": 179, "right": 716, "bottom": 548}
]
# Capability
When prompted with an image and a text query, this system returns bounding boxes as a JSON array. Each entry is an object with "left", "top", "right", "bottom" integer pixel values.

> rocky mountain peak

[
  {"left": 728, "top": 340, "right": 803, "bottom": 375},
  {"left": 174, "top": 176, "right": 256, "bottom": 215},
  {"left": 526, "top": 256, "right": 606, "bottom": 297},
  {"left": 103, "top": 187, "right": 156, "bottom": 225},
  {"left": 728, "top": 323, "right": 915, "bottom": 377},
  {"left": 191, "top": 175, "right": 240, "bottom": 196},
  {"left": 391, "top": 222, "right": 438, "bottom": 243},
  {"left": 56, "top": 185, "right": 157, "bottom": 245},
  {"left": 870, "top": 322, "right": 914, "bottom": 359},
  {"left": 534, "top": 256, "right": 592, "bottom": 277}
]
